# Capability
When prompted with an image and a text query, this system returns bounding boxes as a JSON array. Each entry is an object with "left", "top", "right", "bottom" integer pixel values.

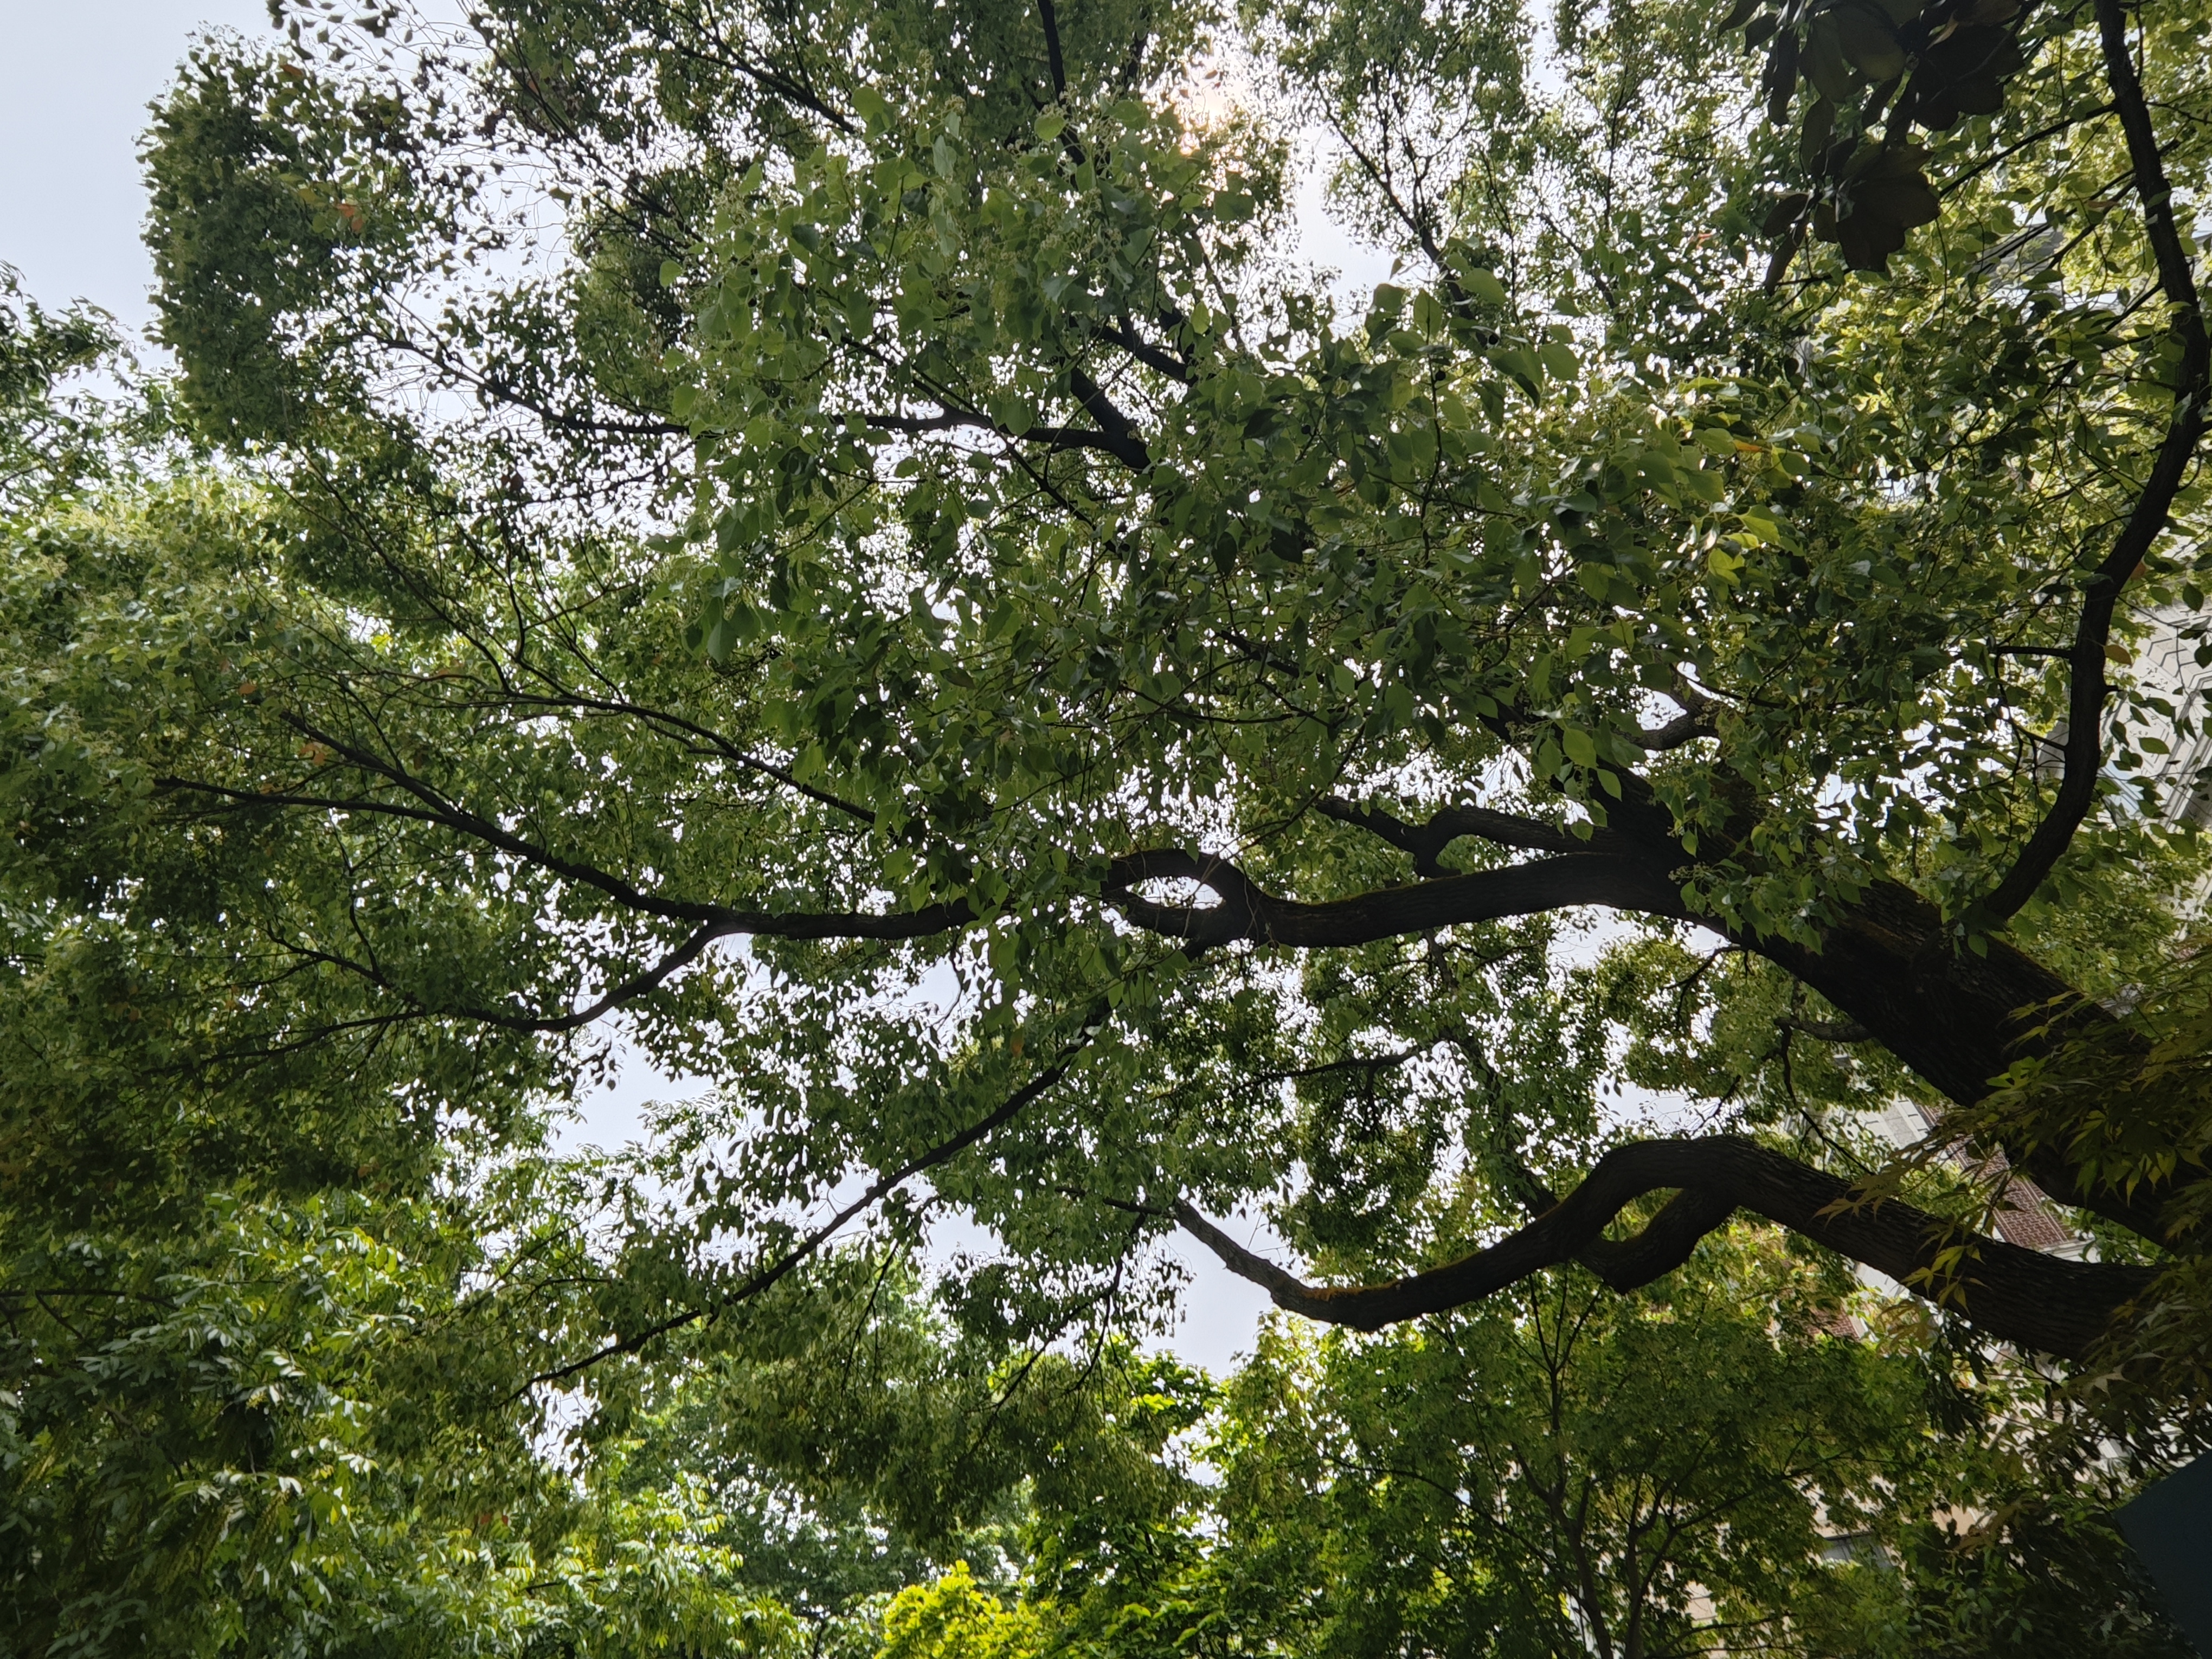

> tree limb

[
  {"left": 1636, "top": 704, "right": 1717, "bottom": 751},
  {"left": 527, "top": 1013, "right": 1104, "bottom": 1388},
  {"left": 865, "top": 408, "right": 1144, "bottom": 463},
  {"left": 446, "top": 917, "right": 742, "bottom": 1032},
  {"left": 1104, "top": 847, "right": 1688, "bottom": 947},
  {"left": 1177, "top": 1135, "right": 2153, "bottom": 1358},
  {"left": 1037, "top": 0, "right": 1068, "bottom": 101},
  {"left": 492, "top": 687, "right": 877, "bottom": 822},
  {"left": 1099, "top": 319, "right": 1194, "bottom": 384},
  {"left": 1979, "top": 0, "right": 2208, "bottom": 924},
  {"left": 1065, "top": 366, "right": 1152, "bottom": 469},
  {"left": 157, "top": 759, "right": 972, "bottom": 945},
  {"left": 1319, "top": 796, "right": 1625, "bottom": 873}
]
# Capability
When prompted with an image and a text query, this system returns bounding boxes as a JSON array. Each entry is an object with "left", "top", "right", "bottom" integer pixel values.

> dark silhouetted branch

[
  {"left": 1037, "top": 0, "right": 1067, "bottom": 99},
  {"left": 1100, "top": 319, "right": 1194, "bottom": 383},
  {"left": 1320, "top": 796, "right": 1615, "bottom": 873},
  {"left": 1105, "top": 847, "right": 1688, "bottom": 947},
  {"left": 1065, "top": 367, "right": 1152, "bottom": 468},
  {"left": 866, "top": 408, "right": 1147, "bottom": 465},
  {"left": 1178, "top": 1135, "right": 2152, "bottom": 1358},
  {"left": 1980, "top": 0, "right": 2208, "bottom": 924},
  {"left": 1636, "top": 704, "right": 1718, "bottom": 751}
]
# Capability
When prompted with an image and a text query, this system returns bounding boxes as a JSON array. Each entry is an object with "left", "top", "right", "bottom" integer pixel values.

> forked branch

[{"left": 1318, "top": 796, "right": 1616, "bottom": 874}]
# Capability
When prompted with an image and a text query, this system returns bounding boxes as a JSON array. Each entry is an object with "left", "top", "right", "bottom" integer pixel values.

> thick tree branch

[
  {"left": 865, "top": 408, "right": 1143, "bottom": 463},
  {"left": 1104, "top": 847, "right": 1690, "bottom": 947},
  {"left": 1037, "top": 0, "right": 1068, "bottom": 100},
  {"left": 1752, "top": 888, "right": 2178, "bottom": 1244},
  {"left": 159, "top": 729, "right": 2177, "bottom": 1257},
  {"left": 1636, "top": 703, "right": 1717, "bottom": 751},
  {"left": 1980, "top": 0, "right": 2208, "bottom": 923},
  {"left": 1065, "top": 366, "right": 1152, "bottom": 469},
  {"left": 1099, "top": 319, "right": 1194, "bottom": 383},
  {"left": 1178, "top": 1135, "right": 2153, "bottom": 1358}
]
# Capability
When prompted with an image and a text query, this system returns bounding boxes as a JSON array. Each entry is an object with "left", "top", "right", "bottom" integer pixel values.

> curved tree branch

[
  {"left": 1104, "top": 846, "right": 1689, "bottom": 947},
  {"left": 157, "top": 764, "right": 972, "bottom": 944},
  {"left": 1319, "top": 796, "right": 1623, "bottom": 873},
  {"left": 158, "top": 717, "right": 2181, "bottom": 1258},
  {"left": 1177, "top": 1135, "right": 2153, "bottom": 1359},
  {"left": 1980, "top": 0, "right": 2208, "bottom": 923}
]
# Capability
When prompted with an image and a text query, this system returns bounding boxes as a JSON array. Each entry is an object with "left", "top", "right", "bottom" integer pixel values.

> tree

[
  {"left": 1199, "top": 1235, "right": 2190, "bottom": 1658},
  {"left": 850, "top": 1232, "right": 2192, "bottom": 1658},
  {"left": 11, "top": 0, "right": 2212, "bottom": 1517},
  {"left": 0, "top": 1133, "right": 808, "bottom": 1654},
  {"left": 1211, "top": 1231, "right": 1917, "bottom": 1659},
  {"left": 874, "top": 1562, "right": 1040, "bottom": 1659},
  {"left": 0, "top": 218, "right": 1198, "bottom": 1658}
]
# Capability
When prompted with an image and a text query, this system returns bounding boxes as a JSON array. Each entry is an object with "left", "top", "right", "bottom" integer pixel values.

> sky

[
  {"left": 0, "top": 0, "right": 276, "bottom": 330},
  {"left": 0, "top": 0, "right": 1290, "bottom": 1373}
]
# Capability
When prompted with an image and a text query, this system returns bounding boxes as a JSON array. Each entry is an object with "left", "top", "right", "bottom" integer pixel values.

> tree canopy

[{"left": 4, "top": 0, "right": 2212, "bottom": 1646}]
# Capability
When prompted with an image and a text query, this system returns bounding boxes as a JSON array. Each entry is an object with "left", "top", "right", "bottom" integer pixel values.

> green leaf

[{"left": 1463, "top": 266, "right": 1510, "bottom": 307}]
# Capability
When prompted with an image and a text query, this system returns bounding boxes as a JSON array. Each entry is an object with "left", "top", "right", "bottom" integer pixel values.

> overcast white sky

[
  {"left": 0, "top": 0, "right": 1290, "bottom": 1372},
  {"left": 1, "top": 0, "right": 276, "bottom": 329}
]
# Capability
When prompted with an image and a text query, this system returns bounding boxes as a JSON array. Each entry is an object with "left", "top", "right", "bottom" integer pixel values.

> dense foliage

[{"left": 4, "top": 0, "right": 2211, "bottom": 1646}]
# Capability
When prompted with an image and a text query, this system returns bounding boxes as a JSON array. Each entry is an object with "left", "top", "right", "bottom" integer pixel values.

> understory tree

[
  {"left": 4, "top": 0, "right": 2212, "bottom": 1642},
  {"left": 824, "top": 1229, "right": 2190, "bottom": 1659},
  {"left": 1199, "top": 1232, "right": 2189, "bottom": 1659}
]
